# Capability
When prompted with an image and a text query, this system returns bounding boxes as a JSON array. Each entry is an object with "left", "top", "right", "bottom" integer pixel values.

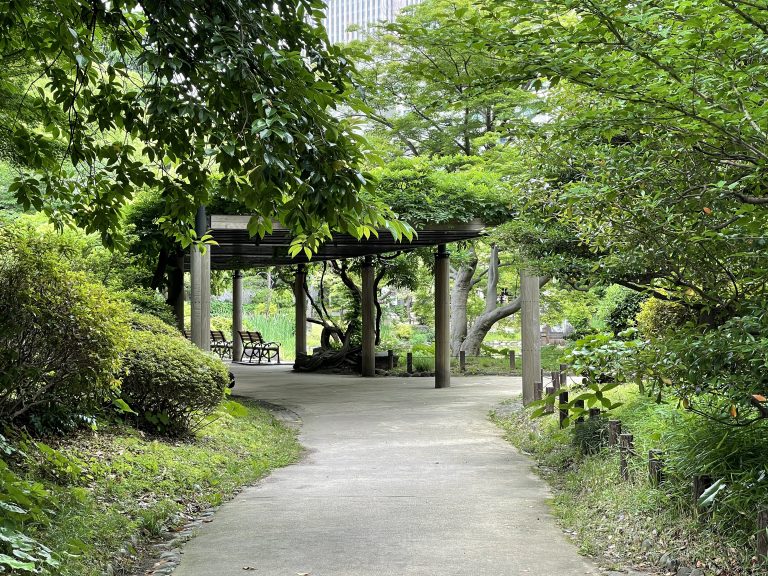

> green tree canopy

[
  {"left": 1, "top": 0, "right": 406, "bottom": 249},
  {"left": 477, "top": 0, "right": 768, "bottom": 321}
]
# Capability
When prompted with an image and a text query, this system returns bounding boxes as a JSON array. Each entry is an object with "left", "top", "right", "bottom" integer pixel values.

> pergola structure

[{"left": 187, "top": 210, "right": 488, "bottom": 388}]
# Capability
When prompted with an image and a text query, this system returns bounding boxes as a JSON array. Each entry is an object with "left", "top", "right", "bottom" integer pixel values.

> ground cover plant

[
  {"left": 1, "top": 399, "right": 300, "bottom": 576},
  {"left": 493, "top": 386, "right": 768, "bottom": 575}
]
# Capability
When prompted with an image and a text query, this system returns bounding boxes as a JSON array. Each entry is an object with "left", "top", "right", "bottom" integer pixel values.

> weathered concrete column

[
  {"left": 232, "top": 270, "right": 244, "bottom": 362},
  {"left": 294, "top": 264, "right": 307, "bottom": 358},
  {"left": 435, "top": 244, "right": 451, "bottom": 389},
  {"left": 361, "top": 255, "right": 375, "bottom": 377},
  {"left": 521, "top": 268, "right": 541, "bottom": 405},
  {"left": 190, "top": 206, "right": 211, "bottom": 351}
]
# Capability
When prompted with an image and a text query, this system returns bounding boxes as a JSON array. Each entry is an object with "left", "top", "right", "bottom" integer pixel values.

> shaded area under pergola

[{"left": 187, "top": 212, "right": 488, "bottom": 388}]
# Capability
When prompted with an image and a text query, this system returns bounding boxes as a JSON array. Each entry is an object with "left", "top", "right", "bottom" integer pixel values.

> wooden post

[
  {"left": 559, "top": 363, "right": 568, "bottom": 388},
  {"left": 558, "top": 390, "right": 569, "bottom": 428},
  {"left": 648, "top": 449, "right": 664, "bottom": 487},
  {"left": 435, "top": 244, "right": 451, "bottom": 388},
  {"left": 459, "top": 350, "right": 466, "bottom": 372},
  {"left": 387, "top": 349, "right": 395, "bottom": 370},
  {"left": 521, "top": 269, "right": 541, "bottom": 404},
  {"left": 232, "top": 270, "right": 244, "bottom": 362},
  {"left": 509, "top": 350, "right": 516, "bottom": 371},
  {"left": 757, "top": 510, "right": 768, "bottom": 561},
  {"left": 534, "top": 381, "right": 543, "bottom": 401},
  {"left": 294, "top": 264, "right": 307, "bottom": 358},
  {"left": 620, "top": 433, "right": 634, "bottom": 481},
  {"left": 692, "top": 475, "right": 713, "bottom": 508},
  {"left": 608, "top": 420, "right": 622, "bottom": 447},
  {"left": 407, "top": 352, "right": 413, "bottom": 374},
  {"left": 361, "top": 255, "right": 375, "bottom": 377},
  {"left": 545, "top": 386, "right": 555, "bottom": 414}
]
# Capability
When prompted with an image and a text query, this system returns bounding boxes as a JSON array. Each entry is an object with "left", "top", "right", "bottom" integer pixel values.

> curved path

[{"left": 174, "top": 365, "right": 599, "bottom": 576}]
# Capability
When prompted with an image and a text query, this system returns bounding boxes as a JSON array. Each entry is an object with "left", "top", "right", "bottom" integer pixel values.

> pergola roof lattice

[{"left": 197, "top": 215, "right": 486, "bottom": 269}]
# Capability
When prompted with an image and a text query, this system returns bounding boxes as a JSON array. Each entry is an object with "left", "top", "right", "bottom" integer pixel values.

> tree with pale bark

[{"left": 351, "top": 0, "right": 544, "bottom": 355}]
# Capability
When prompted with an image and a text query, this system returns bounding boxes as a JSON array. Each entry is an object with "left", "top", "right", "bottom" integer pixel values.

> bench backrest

[
  {"left": 238, "top": 330, "right": 266, "bottom": 344},
  {"left": 210, "top": 330, "right": 229, "bottom": 343}
]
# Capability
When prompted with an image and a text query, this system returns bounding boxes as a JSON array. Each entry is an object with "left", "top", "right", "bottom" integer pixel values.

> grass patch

[
  {"left": 491, "top": 388, "right": 767, "bottom": 576},
  {"left": 11, "top": 398, "right": 300, "bottom": 576}
]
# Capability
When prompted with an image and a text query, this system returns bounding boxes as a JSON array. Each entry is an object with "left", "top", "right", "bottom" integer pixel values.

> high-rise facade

[{"left": 324, "top": 0, "right": 421, "bottom": 44}]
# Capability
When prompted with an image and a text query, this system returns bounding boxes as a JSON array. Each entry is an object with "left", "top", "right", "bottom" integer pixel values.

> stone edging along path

[{"left": 113, "top": 402, "right": 303, "bottom": 576}]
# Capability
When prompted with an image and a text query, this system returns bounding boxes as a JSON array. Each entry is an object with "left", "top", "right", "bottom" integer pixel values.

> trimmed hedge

[
  {"left": 0, "top": 223, "right": 127, "bottom": 430},
  {"left": 118, "top": 314, "right": 228, "bottom": 435}
]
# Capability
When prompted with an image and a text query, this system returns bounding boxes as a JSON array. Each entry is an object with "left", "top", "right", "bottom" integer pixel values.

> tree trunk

[
  {"left": 449, "top": 248, "right": 478, "bottom": 355},
  {"left": 150, "top": 247, "right": 169, "bottom": 290},
  {"left": 166, "top": 249, "right": 185, "bottom": 330},
  {"left": 483, "top": 244, "right": 500, "bottom": 314},
  {"left": 461, "top": 277, "right": 550, "bottom": 356}
]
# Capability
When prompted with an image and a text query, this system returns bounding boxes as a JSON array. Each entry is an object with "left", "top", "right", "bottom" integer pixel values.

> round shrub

[
  {"left": 128, "top": 311, "right": 183, "bottom": 338},
  {"left": 117, "top": 287, "right": 177, "bottom": 327},
  {"left": 636, "top": 297, "right": 694, "bottom": 339},
  {"left": 0, "top": 223, "right": 127, "bottom": 429},
  {"left": 118, "top": 315, "right": 228, "bottom": 436}
]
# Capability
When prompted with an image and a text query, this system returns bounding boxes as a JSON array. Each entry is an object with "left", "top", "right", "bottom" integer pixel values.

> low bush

[
  {"left": 117, "top": 287, "right": 177, "bottom": 327},
  {"left": 118, "top": 315, "right": 228, "bottom": 435},
  {"left": 636, "top": 297, "right": 694, "bottom": 339},
  {"left": 497, "top": 387, "right": 768, "bottom": 575},
  {"left": 606, "top": 290, "right": 647, "bottom": 335},
  {"left": 0, "top": 223, "right": 127, "bottom": 430}
]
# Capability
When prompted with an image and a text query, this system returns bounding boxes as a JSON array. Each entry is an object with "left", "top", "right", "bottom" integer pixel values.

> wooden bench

[
  {"left": 238, "top": 330, "right": 280, "bottom": 364},
  {"left": 210, "top": 330, "right": 233, "bottom": 360},
  {"left": 182, "top": 329, "right": 191, "bottom": 340}
]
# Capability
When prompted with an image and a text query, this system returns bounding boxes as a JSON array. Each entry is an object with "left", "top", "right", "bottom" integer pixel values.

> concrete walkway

[{"left": 173, "top": 366, "right": 599, "bottom": 576}]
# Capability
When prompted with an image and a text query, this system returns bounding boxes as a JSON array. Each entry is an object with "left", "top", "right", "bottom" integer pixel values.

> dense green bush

[
  {"left": 636, "top": 297, "right": 694, "bottom": 339},
  {"left": 606, "top": 290, "right": 647, "bottom": 335},
  {"left": 118, "top": 315, "right": 228, "bottom": 435},
  {"left": 117, "top": 287, "right": 177, "bottom": 327},
  {"left": 127, "top": 310, "right": 182, "bottom": 338},
  {"left": 654, "top": 308, "right": 768, "bottom": 423},
  {"left": 0, "top": 223, "right": 127, "bottom": 430}
]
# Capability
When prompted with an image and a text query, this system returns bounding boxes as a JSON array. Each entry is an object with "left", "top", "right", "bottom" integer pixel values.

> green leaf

[{"left": 0, "top": 553, "right": 36, "bottom": 571}]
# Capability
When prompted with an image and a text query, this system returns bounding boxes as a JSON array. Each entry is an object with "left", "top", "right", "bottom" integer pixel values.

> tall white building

[{"left": 324, "top": 0, "right": 421, "bottom": 44}]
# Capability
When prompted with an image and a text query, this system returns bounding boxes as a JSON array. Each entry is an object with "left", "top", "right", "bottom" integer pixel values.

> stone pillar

[
  {"left": 521, "top": 269, "right": 541, "bottom": 405},
  {"left": 294, "top": 264, "right": 307, "bottom": 358},
  {"left": 435, "top": 244, "right": 450, "bottom": 389},
  {"left": 232, "top": 269, "right": 243, "bottom": 362},
  {"left": 361, "top": 255, "right": 375, "bottom": 377},
  {"left": 190, "top": 206, "right": 211, "bottom": 351}
]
